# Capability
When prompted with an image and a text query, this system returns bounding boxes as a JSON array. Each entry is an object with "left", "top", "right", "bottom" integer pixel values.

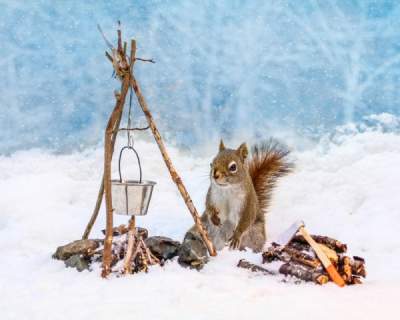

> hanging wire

[{"left": 127, "top": 86, "right": 134, "bottom": 147}]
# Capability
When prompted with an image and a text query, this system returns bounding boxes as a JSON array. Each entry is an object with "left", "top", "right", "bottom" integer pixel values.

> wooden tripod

[{"left": 81, "top": 25, "right": 216, "bottom": 277}]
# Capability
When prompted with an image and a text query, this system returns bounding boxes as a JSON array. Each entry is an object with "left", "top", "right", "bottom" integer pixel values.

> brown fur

[
  {"left": 178, "top": 139, "right": 293, "bottom": 268},
  {"left": 248, "top": 139, "right": 293, "bottom": 216}
]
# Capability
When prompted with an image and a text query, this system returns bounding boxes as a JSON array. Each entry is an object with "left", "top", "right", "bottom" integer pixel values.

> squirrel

[{"left": 178, "top": 139, "right": 293, "bottom": 268}]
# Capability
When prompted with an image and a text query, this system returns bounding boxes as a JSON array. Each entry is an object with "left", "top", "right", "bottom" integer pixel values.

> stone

[
  {"left": 53, "top": 239, "right": 100, "bottom": 260},
  {"left": 145, "top": 236, "right": 181, "bottom": 261},
  {"left": 64, "top": 254, "right": 90, "bottom": 272},
  {"left": 178, "top": 232, "right": 209, "bottom": 270},
  {"left": 101, "top": 226, "right": 148, "bottom": 239}
]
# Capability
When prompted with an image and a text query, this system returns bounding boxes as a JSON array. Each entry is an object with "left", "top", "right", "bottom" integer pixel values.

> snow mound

[{"left": 1, "top": 127, "right": 399, "bottom": 319}]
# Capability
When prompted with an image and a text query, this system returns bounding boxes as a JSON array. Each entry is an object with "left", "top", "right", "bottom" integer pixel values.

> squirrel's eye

[{"left": 228, "top": 162, "right": 237, "bottom": 173}]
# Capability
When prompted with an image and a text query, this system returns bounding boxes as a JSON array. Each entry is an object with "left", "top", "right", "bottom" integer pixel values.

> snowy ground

[{"left": 1, "top": 124, "right": 399, "bottom": 319}]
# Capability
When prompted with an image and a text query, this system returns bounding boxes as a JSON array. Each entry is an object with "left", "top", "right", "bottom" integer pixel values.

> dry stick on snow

[
  {"left": 128, "top": 45, "right": 216, "bottom": 257},
  {"left": 237, "top": 259, "right": 276, "bottom": 275}
]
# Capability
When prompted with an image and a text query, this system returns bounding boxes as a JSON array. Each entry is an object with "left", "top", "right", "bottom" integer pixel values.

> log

[
  {"left": 352, "top": 256, "right": 367, "bottom": 278},
  {"left": 350, "top": 276, "right": 363, "bottom": 285},
  {"left": 286, "top": 240, "right": 310, "bottom": 252},
  {"left": 262, "top": 245, "right": 321, "bottom": 269},
  {"left": 283, "top": 246, "right": 321, "bottom": 269},
  {"left": 292, "top": 234, "right": 347, "bottom": 253},
  {"left": 262, "top": 245, "right": 281, "bottom": 263},
  {"left": 338, "top": 255, "right": 352, "bottom": 283},
  {"left": 338, "top": 255, "right": 366, "bottom": 278},
  {"left": 279, "top": 263, "right": 329, "bottom": 285},
  {"left": 237, "top": 259, "right": 276, "bottom": 275},
  {"left": 101, "top": 225, "right": 148, "bottom": 239}
]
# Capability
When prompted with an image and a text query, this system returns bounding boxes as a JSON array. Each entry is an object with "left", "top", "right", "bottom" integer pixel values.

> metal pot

[{"left": 111, "top": 146, "right": 156, "bottom": 216}]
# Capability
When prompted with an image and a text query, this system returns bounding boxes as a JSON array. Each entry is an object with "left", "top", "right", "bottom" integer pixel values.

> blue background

[{"left": 1, "top": 0, "right": 399, "bottom": 153}]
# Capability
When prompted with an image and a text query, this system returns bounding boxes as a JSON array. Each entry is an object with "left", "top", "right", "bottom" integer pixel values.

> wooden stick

[
  {"left": 101, "top": 75, "right": 131, "bottom": 278},
  {"left": 262, "top": 245, "right": 321, "bottom": 269},
  {"left": 339, "top": 255, "right": 352, "bottom": 283},
  {"left": 279, "top": 263, "right": 329, "bottom": 285},
  {"left": 237, "top": 259, "right": 276, "bottom": 275},
  {"left": 292, "top": 234, "right": 347, "bottom": 253},
  {"left": 82, "top": 31, "right": 133, "bottom": 241},
  {"left": 123, "top": 217, "right": 136, "bottom": 274},
  {"left": 129, "top": 67, "right": 216, "bottom": 257},
  {"left": 283, "top": 246, "right": 321, "bottom": 269},
  {"left": 82, "top": 108, "right": 124, "bottom": 240},
  {"left": 352, "top": 256, "right": 366, "bottom": 278}
]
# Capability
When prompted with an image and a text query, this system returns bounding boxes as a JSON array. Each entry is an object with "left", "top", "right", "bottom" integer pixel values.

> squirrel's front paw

[
  {"left": 209, "top": 206, "right": 221, "bottom": 226},
  {"left": 211, "top": 213, "right": 221, "bottom": 226},
  {"left": 229, "top": 232, "right": 241, "bottom": 250}
]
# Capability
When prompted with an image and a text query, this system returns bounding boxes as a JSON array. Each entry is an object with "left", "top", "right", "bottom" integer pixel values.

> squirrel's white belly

[{"left": 210, "top": 183, "right": 245, "bottom": 227}]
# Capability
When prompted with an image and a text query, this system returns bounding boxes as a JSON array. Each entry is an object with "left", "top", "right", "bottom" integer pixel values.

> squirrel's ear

[
  {"left": 219, "top": 139, "right": 225, "bottom": 152},
  {"left": 237, "top": 143, "right": 248, "bottom": 161}
]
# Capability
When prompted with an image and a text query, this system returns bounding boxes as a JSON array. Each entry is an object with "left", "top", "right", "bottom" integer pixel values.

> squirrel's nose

[{"left": 213, "top": 170, "right": 221, "bottom": 180}]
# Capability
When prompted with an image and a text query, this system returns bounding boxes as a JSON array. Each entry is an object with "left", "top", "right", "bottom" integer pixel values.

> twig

[
  {"left": 117, "top": 126, "right": 150, "bottom": 132},
  {"left": 123, "top": 217, "right": 136, "bottom": 274},
  {"left": 135, "top": 57, "right": 156, "bottom": 64},
  {"left": 82, "top": 90, "right": 125, "bottom": 240},
  {"left": 97, "top": 24, "right": 113, "bottom": 50},
  {"left": 129, "top": 72, "right": 217, "bottom": 257},
  {"left": 237, "top": 259, "right": 276, "bottom": 275}
]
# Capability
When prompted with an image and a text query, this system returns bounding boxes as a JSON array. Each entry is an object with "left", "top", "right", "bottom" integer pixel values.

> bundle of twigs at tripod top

[{"left": 238, "top": 234, "right": 366, "bottom": 285}]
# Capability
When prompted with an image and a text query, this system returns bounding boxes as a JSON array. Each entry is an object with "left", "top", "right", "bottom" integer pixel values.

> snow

[{"left": 1, "top": 126, "right": 399, "bottom": 319}]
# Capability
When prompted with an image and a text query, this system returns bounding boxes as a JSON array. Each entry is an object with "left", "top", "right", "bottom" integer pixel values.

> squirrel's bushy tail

[{"left": 248, "top": 139, "right": 293, "bottom": 215}]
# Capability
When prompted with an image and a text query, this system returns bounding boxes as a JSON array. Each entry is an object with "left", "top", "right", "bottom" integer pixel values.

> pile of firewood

[
  {"left": 239, "top": 234, "right": 366, "bottom": 285},
  {"left": 101, "top": 225, "right": 160, "bottom": 274},
  {"left": 53, "top": 224, "right": 180, "bottom": 275}
]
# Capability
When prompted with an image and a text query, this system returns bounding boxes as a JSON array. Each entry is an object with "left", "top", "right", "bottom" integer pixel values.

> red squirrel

[{"left": 179, "top": 139, "right": 293, "bottom": 268}]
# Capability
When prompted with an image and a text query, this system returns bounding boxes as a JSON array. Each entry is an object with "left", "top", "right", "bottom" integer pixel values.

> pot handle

[{"left": 118, "top": 146, "right": 142, "bottom": 183}]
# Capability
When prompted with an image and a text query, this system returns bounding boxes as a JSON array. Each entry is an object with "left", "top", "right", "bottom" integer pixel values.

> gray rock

[
  {"left": 64, "top": 254, "right": 90, "bottom": 272},
  {"left": 101, "top": 226, "right": 148, "bottom": 239},
  {"left": 178, "top": 231, "right": 209, "bottom": 270},
  {"left": 145, "top": 236, "right": 181, "bottom": 261},
  {"left": 53, "top": 239, "right": 100, "bottom": 260}
]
